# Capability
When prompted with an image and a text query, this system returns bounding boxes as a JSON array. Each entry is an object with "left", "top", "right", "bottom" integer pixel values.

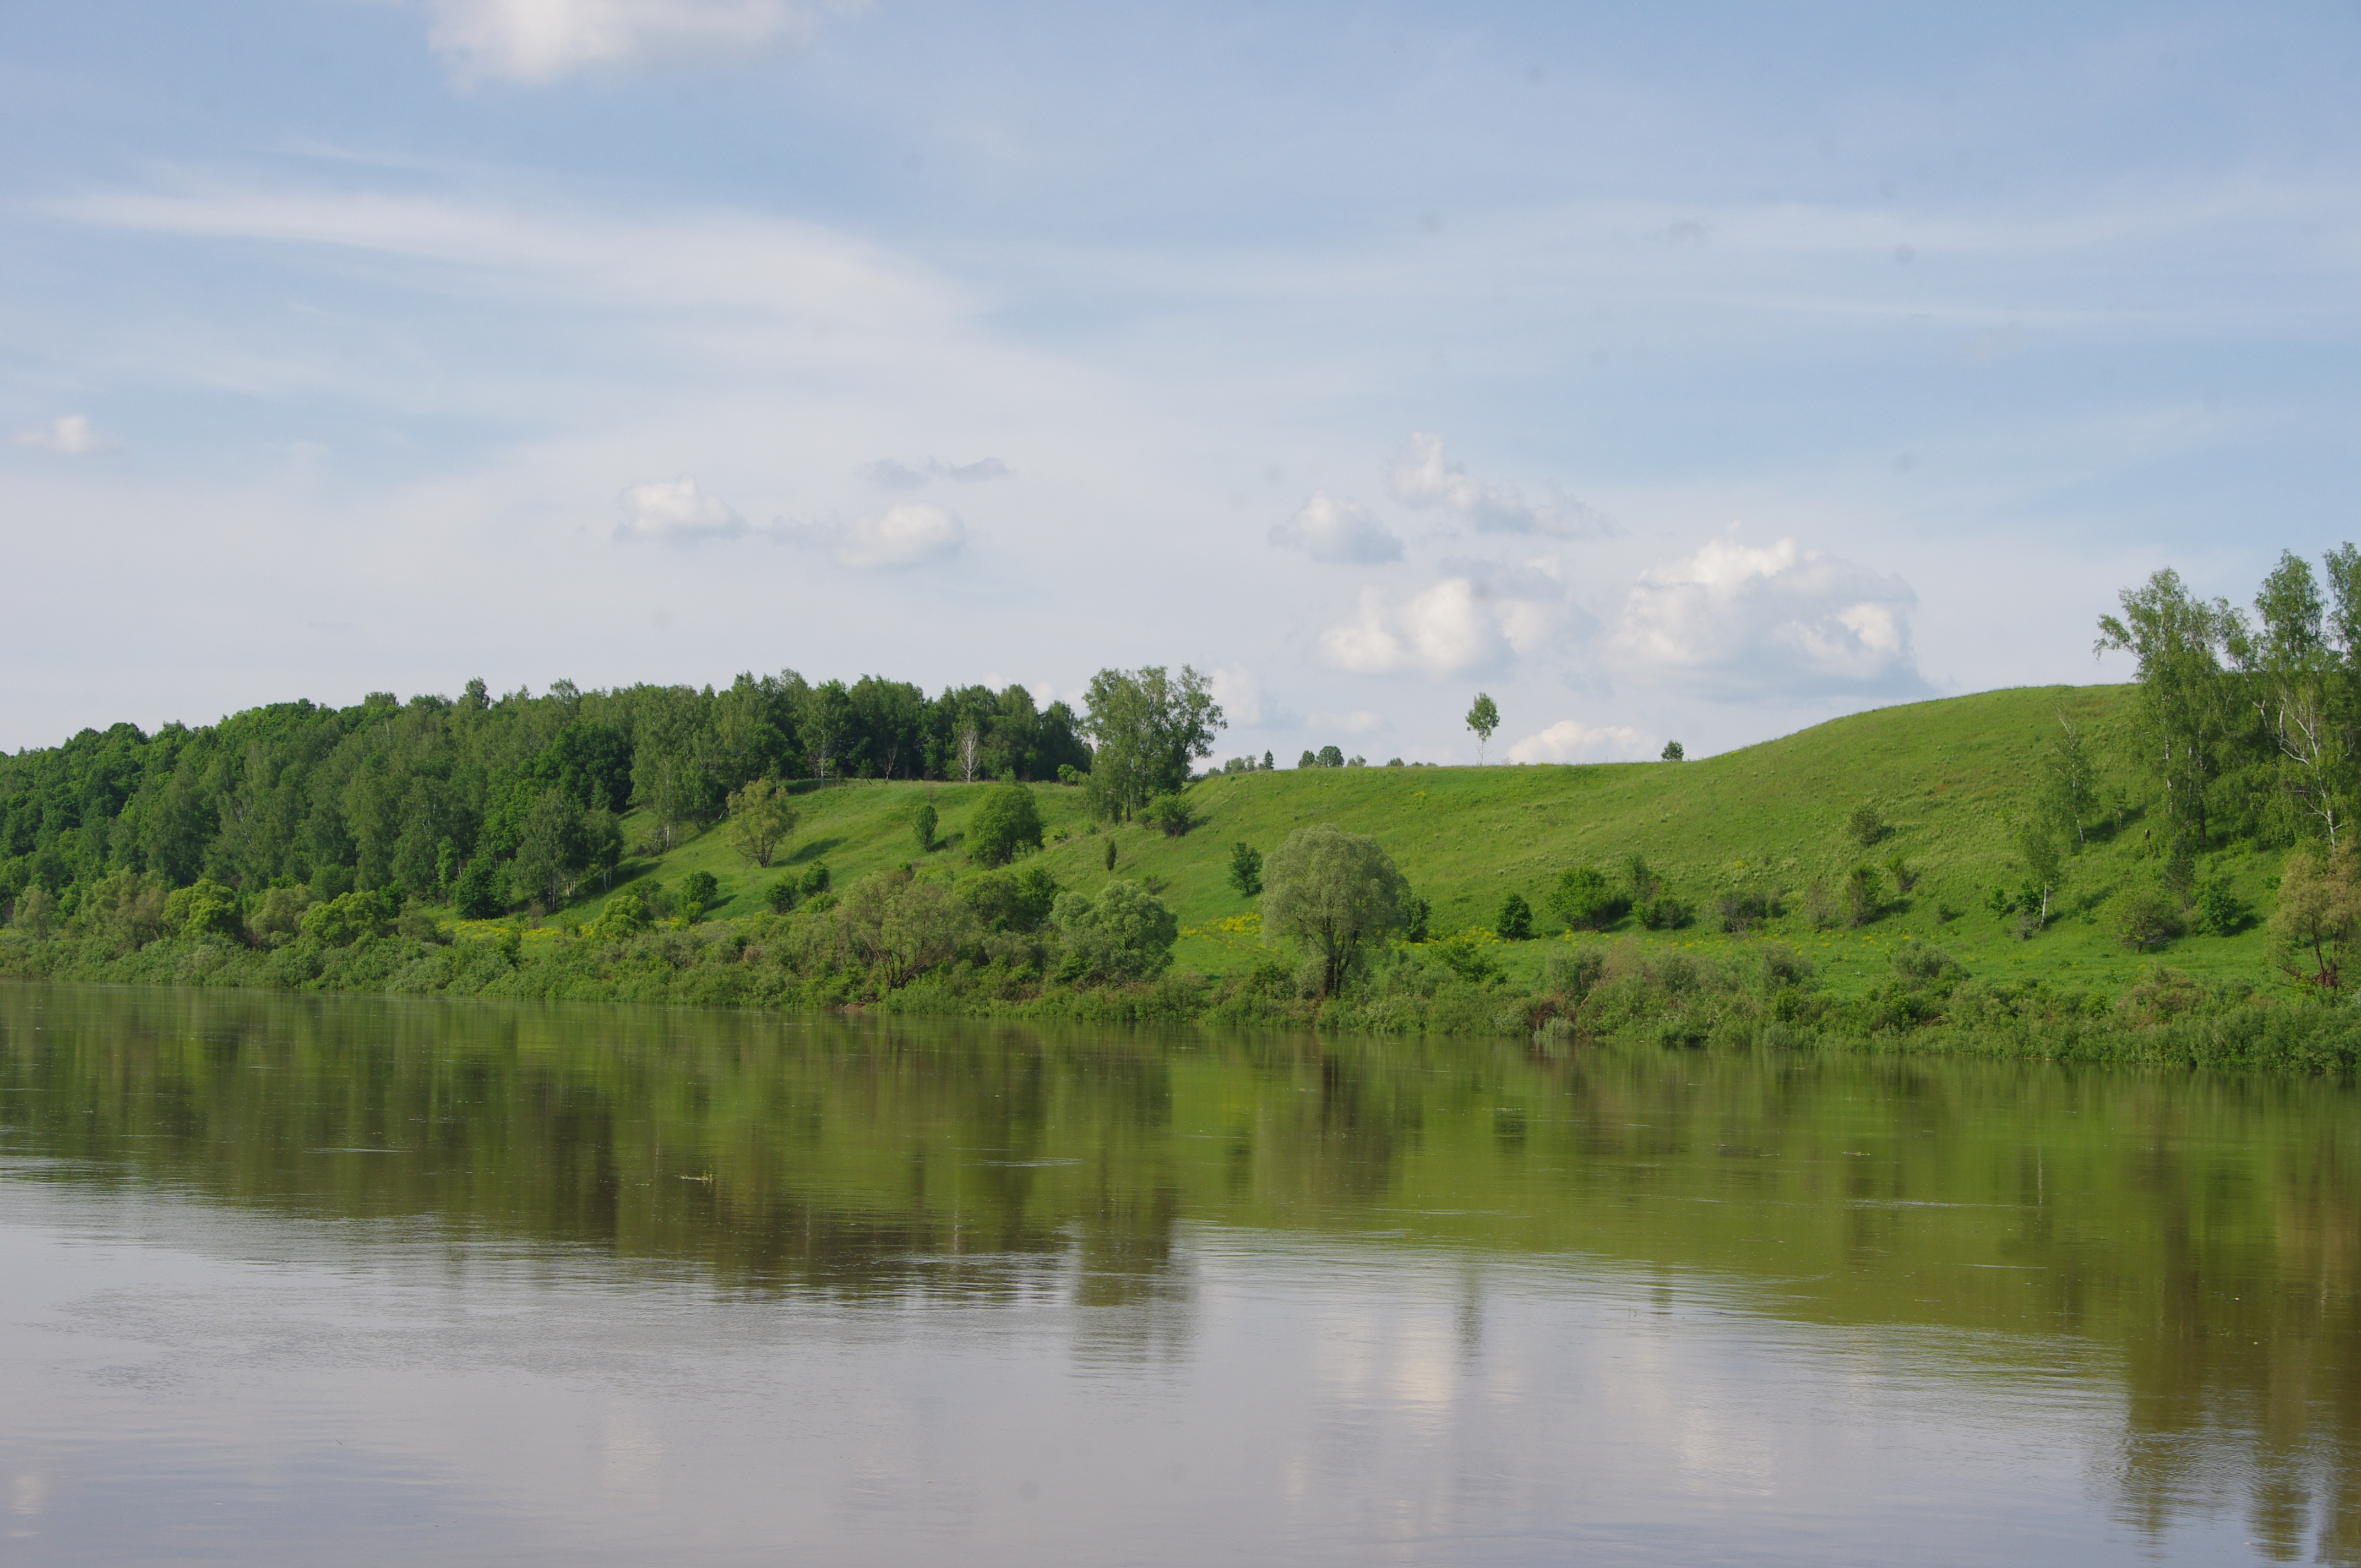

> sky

[{"left": 3, "top": 1, "right": 2357, "bottom": 763}]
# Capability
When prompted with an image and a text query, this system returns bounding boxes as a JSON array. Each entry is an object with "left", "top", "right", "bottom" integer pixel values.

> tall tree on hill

[
  {"left": 2243, "top": 551, "right": 2353, "bottom": 847},
  {"left": 1466, "top": 693, "right": 1500, "bottom": 765},
  {"left": 798, "top": 679, "right": 856, "bottom": 783},
  {"left": 630, "top": 688, "right": 719, "bottom": 849},
  {"left": 1079, "top": 666, "right": 1223, "bottom": 820},
  {"left": 2096, "top": 569, "right": 2245, "bottom": 850},
  {"left": 850, "top": 676, "right": 928, "bottom": 779}
]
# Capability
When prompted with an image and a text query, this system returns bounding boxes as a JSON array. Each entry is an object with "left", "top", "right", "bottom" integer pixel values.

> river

[{"left": 1, "top": 982, "right": 2354, "bottom": 1565}]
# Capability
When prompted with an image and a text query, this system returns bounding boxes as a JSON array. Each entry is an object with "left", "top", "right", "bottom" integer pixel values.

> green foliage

[
  {"left": 677, "top": 869, "right": 719, "bottom": 918},
  {"left": 1315, "top": 745, "right": 1345, "bottom": 769},
  {"left": 2267, "top": 845, "right": 2355, "bottom": 986},
  {"left": 1845, "top": 865, "right": 1885, "bottom": 926},
  {"left": 765, "top": 876, "right": 799, "bottom": 915},
  {"left": 1399, "top": 891, "right": 1430, "bottom": 943},
  {"left": 453, "top": 857, "right": 505, "bottom": 919},
  {"left": 1297, "top": 750, "right": 1316, "bottom": 769},
  {"left": 1495, "top": 891, "right": 1533, "bottom": 940},
  {"left": 1715, "top": 891, "right": 1773, "bottom": 934},
  {"left": 1139, "top": 793, "right": 1198, "bottom": 837},
  {"left": 957, "top": 862, "right": 1061, "bottom": 933},
  {"left": 164, "top": 877, "right": 241, "bottom": 941},
  {"left": 1884, "top": 853, "right": 1918, "bottom": 894},
  {"left": 2113, "top": 879, "right": 2188, "bottom": 954},
  {"left": 726, "top": 776, "right": 797, "bottom": 868},
  {"left": 1260, "top": 824, "right": 1410, "bottom": 996},
  {"left": 1052, "top": 880, "right": 1179, "bottom": 982},
  {"left": 798, "top": 862, "right": 832, "bottom": 897},
  {"left": 1546, "top": 866, "right": 1628, "bottom": 933},
  {"left": 246, "top": 885, "right": 311, "bottom": 946},
  {"left": 1847, "top": 803, "right": 1887, "bottom": 846},
  {"left": 1227, "top": 841, "right": 1263, "bottom": 897},
  {"left": 299, "top": 890, "right": 390, "bottom": 947},
  {"left": 2193, "top": 875, "right": 2249, "bottom": 935},
  {"left": 967, "top": 783, "right": 1046, "bottom": 866},
  {"left": 1635, "top": 892, "right": 1692, "bottom": 931},
  {"left": 913, "top": 800, "right": 938, "bottom": 853},
  {"left": 587, "top": 888, "right": 654, "bottom": 941},
  {"left": 1660, "top": 741, "right": 1684, "bottom": 762},
  {"left": 1103, "top": 838, "right": 1117, "bottom": 873},
  {"left": 1078, "top": 665, "right": 1223, "bottom": 820},
  {"left": 1465, "top": 693, "right": 1500, "bottom": 763}
]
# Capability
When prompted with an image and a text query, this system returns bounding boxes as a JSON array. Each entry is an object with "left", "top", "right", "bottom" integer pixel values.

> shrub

[
  {"left": 1546, "top": 866, "right": 1629, "bottom": 932},
  {"left": 1848, "top": 803, "right": 1888, "bottom": 846},
  {"left": 1660, "top": 741, "right": 1684, "bottom": 761},
  {"left": 1139, "top": 793, "right": 1197, "bottom": 837},
  {"left": 247, "top": 885, "right": 312, "bottom": 946},
  {"left": 1228, "top": 842, "right": 1263, "bottom": 897},
  {"left": 2112, "top": 880, "right": 2186, "bottom": 952},
  {"left": 677, "top": 869, "right": 719, "bottom": 918},
  {"left": 2193, "top": 875, "right": 2248, "bottom": 935},
  {"left": 587, "top": 889, "right": 653, "bottom": 941},
  {"left": 10, "top": 886, "right": 57, "bottom": 939},
  {"left": 1543, "top": 946, "right": 1605, "bottom": 1001},
  {"left": 299, "top": 890, "right": 390, "bottom": 947},
  {"left": 1885, "top": 853, "right": 1919, "bottom": 894},
  {"left": 1715, "top": 891, "right": 1773, "bottom": 935},
  {"left": 1429, "top": 930, "right": 1500, "bottom": 983},
  {"left": 1400, "top": 891, "right": 1431, "bottom": 943},
  {"left": 798, "top": 862, "right": 832, "bottom": 897},
  {"left": 958, "top": 862, "right": 1061, "bottom": 933},
  {"left": 1297, "top": 750, "right": 1317, "bottom": 769},
  {"left": 968, "top": 783, "right": 1045, "bottom": 866},
  {"left": 766, "top": 877, "right": 799, "bottom": 914},
  {"left": 1385, "top": 758, "right": 1405, "bottom": 767},
  {"left": 1635, "top": 894, "right": 1691, "bottom": 931},
  {"left": 1846, "top": 865, "right": 1885, "bottom": 926},
  {"left": 453, "top": 857, "right": 505, "bottom": 919},
  {"left": 1760, "top": 943, "right": 1814, "bottom": 988},
  {"left": 834, "top": 868, "right": 972, "bottom": 988},
  {"left": 1496, "top": 892, "right": 1533, "bottom": 940},
  {"left": 164, "top": 878, "right": 242, "bottom": 941},
  {"left": 1052, "top": 880, "right": 1179, "bottom": 983},
  {"left": 913, "top": 801, "right": 938, "bottom": 853},
  {"left": 1057, "top": 764, "right": 1082, "bottom": 786},
  {"left": 1890, "top": 939, "right": 1961, "bottom": 986},
  {"left": 1802, "top": 880, "right": 1838, "bottom": 929}
]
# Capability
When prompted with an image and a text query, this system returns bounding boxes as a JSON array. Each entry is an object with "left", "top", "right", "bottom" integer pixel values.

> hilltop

[{"left": 589, "top": 682, "right": 2277, "bottom": 999}]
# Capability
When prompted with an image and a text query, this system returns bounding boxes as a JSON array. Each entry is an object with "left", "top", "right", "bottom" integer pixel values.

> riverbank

[{"left": 6, "top": 916, "right": 2354, "bottom": 1075}]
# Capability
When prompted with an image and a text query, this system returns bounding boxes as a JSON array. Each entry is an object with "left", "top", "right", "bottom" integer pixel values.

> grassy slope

[{"left": 569, "top": 683, "right": 2280, "bottom": 1000}]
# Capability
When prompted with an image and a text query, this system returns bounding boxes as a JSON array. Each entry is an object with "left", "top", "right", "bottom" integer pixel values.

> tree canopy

[{"left": 1260, "top": 824, "right": 1409, "bottom": 996}]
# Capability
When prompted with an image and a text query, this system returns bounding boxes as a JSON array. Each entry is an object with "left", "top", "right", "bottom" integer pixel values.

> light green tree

[
  {"left": 967, "top": 782, "right": 1045, "bottom": 866},
  {"left": 726, "top": 776, "right": 797, "bottom": 868},
  {"left": 1260, "top": 824, "right": 1410, "bottom": 996},
  {"left": 1079, "top": 666, "right": 1224, "bottom": 820},
  {"left": 1465, "top": 693, "right": 1500, "bottom": 764},
  {"left": 1052, "top": 880, "right": 1179, "bottom": 982}
]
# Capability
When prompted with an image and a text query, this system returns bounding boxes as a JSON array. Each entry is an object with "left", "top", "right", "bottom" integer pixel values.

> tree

[
  {"left": 1102, "top": 837, "right": 1117, "bottom": 873},
  {"left": 725, "top": 776, "right": 797, "bottom": 868},
  {"left": 1079, "top": 665, "right": 1225, "bottom": 820},
  {"left": 2096, "top": 568, "right": 2245, "bottom": 850},
  {"left": 798, "top": 679, "right": 856, "bottom": 782},
  {"left": 1139, "top": 793, "right": 1196, "bottom": 836},
  {"left": 2245, "top": 551, "right": 2352, "bottom": 847},
  {"left": 1228, "top": 841, "right": 1263, "bottom": 897},
  {"left": 957, "top": 862, "right": 1061, "bottom": 933},
  {"left": 2270, "top": 843, "right": 2359, "bottom": 988},
  {"left": 1660, "top": 741, "right": 1684, "bottom": 762},
  {"left": 1496, "top": 891, "right": 1533, "bottom": 940},
  {"left": 1315, "top": 745, "right": 1345, "bottom": 769},
  {"left": 1846, "top": 865, "right": 1885, "bottom": 927},
  {"left": 453, "top": 857, "right": 505, "bottom": 919},
  {"left": 2015, "top": 821, "right": 2062, "bottom": 927},
  {"left": 1466, "top": 693, "right": 1500, "bottom": 764},
  {"left": 1260, "top": 824, "right": 1410, "bottom": 997},
  {"left": 958, "top": 723, "right": 981, "bottom": 783},
  {"left": 967, "top": 783, "right": 1045, "bottom": 866},
  {"left": 913, "top": 800, "right": 938, "bottom": 853},
  {"left": 2038, "top": 714, "right": 2097, "bottom": 851},
  {"left": 1297, "top": 750, "right": 1317, "bottom": 769},
  {"left": 509, "top": 788, "right": 586, "bottom": 909},
  {"left": 1052, "top": 880, "right": 1179, "bottom": 982},
  {"left": 630, "top": 687, "right": 718, "bottom": 849},
  {"left": 677, "top": 869, "right": 718, "bottom": 918},
  {"left": 1545, "top": 865, "right": 1627, "bottom": 932}
]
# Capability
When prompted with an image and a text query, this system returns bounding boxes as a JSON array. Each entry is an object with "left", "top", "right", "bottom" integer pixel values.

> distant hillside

[{"left": 608, "top": 683, "right": 2279, "bottom": 998}]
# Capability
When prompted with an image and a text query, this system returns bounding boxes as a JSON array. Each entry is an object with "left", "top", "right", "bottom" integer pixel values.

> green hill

[{"left": 592, "top": 682, "right": 2278, "bottom": 999}]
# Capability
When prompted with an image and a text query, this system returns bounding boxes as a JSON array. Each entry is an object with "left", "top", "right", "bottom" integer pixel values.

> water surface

[{"left": 2, "top": 983, "right": 2355, "bottom": 1565}]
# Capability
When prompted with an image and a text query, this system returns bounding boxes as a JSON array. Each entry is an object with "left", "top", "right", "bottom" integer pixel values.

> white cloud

[
  {"left": 796, "top": 502, "right": 966, "bottom": 569},
  {"left": 423, "top": 0, "right": 863, "bottom": 85},
  {"left": 1386, "top": 433, "right": 1612, "bottom": 538},
  {"left": 1506, "top": 720, "right": 1651, "bottom": 765},
  {"left": 1267, "top": 490, "right": 1402, "bottom": 564},
  {"left": 1613, "top": 532, "right": 1925, "bottom": 699},
  {"left": 1208, "top": 663, "right": 1264, "bottom": 725},
  {"left": 1320, "top": 578, "right": 1511, "bottom": 676},
  {"left": 1307, "top": 709, "right": 1385, "bottom": 734},
  {"left": 13, "top": 415, "right": 116, "bottom": 455},
  {"left": 616, "top": 476, "right": 746, "bottom": 540}
]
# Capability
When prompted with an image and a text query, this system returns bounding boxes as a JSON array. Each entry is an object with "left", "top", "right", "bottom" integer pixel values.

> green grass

[{"left": 566, "top": 682, "right": 2278, "bottom": 1001}]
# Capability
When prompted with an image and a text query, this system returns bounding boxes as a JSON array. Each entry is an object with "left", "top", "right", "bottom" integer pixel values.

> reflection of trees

[{"left": 3, "top": 986, "right": 2357, "bottom": 1553}]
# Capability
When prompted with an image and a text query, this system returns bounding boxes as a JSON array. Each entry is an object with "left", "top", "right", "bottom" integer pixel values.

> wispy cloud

[
  {"left": 1506, "top": 719, "right": 1650, "bottom": 765},
  {"left": 12, "top": 415, "right": 117, "bottom": 455},
  {"left": 1267, "top": 490, "right": 1402, "bottom": 564},
  {"left": 423, "top": 0, "right": 867, "bottom": 85},
  {"left": 1386, "top": 433, "right": 1613, "bottom": 538},
  {"left": 859, "top": 455, "right": 1010, "bottom": 490}
]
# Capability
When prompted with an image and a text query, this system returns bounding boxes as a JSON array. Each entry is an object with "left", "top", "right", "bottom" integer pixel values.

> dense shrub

[
  {"left": 1496, "top": 892, "right": 1533, "bottom": 940},
  {"left": 1139, "top": 793, "right": 1197, "bottom": 837},
  {"left": 956, "top": 863, "right": 1060, "bottom": 933},
  {"left": 1546, "top": 866, "right": 1628, "bottom": 932},
  {"left": 1848, "top": 803, "right": 1888, "bottom": 846},
  {"left": 967, "top": 783, "right": 1046, "bottom": 866},
  {"left": 2112, "top": 880, "right": 2185, "bottom": 951},
  {"left": 1052, "top": 880, "right": 1178, "bottom": 982},
  {"left": 1846, "top": 865, "right": 1885, "bottom": 926}
]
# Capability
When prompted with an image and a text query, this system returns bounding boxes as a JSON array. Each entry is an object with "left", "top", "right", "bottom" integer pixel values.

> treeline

[{"left": 0, "top": 667, "right": 1229, "bottom": 926}]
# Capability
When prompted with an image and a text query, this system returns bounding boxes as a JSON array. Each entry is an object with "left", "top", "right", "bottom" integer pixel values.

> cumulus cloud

[
  {"left": 859, "top": 455, "right": 1009, "bottom": 490},
  {"left": 1267, "top": 491, "right": 1402, "bottom": 564},
  {"left": 615, "top": 476, "right": 747, "bottom": 541},
  {"left": 1386, "top": 433, "right": 1612, "bottom": 538},
  {"left": 1208, "top": 663, "right": 1264, "bottom": 726},
  {"left": 13, "top": 415, "right": 116, "bottom": 455},
  {"left": 1613, "top": 532, "right": 1926, "bottom": 698},
  {"left": 1505, "top": 720, "right": 1651, "bottom": 765},
  {"left": 1320, "top": 579, "right": 1513, "bottom": 676},
  {"left": 423, "top": 0, "right": 864, "bottom": 85},
  {"left": 791, "top": 502, "right": 967, "bottom": 568}
]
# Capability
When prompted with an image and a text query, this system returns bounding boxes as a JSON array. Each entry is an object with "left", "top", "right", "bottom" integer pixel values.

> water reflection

[{"left": 1, "top": 982, "right": 2357, "bottom": 1564}]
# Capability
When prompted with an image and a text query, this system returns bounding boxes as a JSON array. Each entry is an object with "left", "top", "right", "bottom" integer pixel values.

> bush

[
  {"left": 2193, "top": 875, "right": 2248, "bottom": 935},
  {"left": 957, "top": 862, "right": 1060, "bottom": 933},
  {"left": 1848, "top": 803, "right": 1888, "bottom": 846},
  {"left": 1139, "top": 793, "right": 1197, "bottom": 837},
  {"left": 677, "top": 870, "right": 719, "bottom": 918},
  {"left": 1846, "top": 865, "right": 1885, "bottom": 926},
  {"left": 247, "top": 884, "right": 312, "bottom": 947},
  {"left": 1543, "top": 947, "right": 1604, "bottom": 1000},
  {"left": 1802, "top": 880, "right": 1838, "bottom": 930},
  {"left": 2112, "top": 881, "right": 2185, "bottom": 951},
  {"left": 1885, "top": 853, "right": 1919, "bottom": 894},
  {"left": 1635, "top": 894, "right": 1691, "bottom": 931},
  {"left": 913, "top": 801, "right": 938, "bottom": 853},
  {"left": 165, "top": 878, "right": 242, "bottom": 941},
  {"left": 1228, "top": 842, "right": 1263, "bottom": 897},
  {"left": 766, "top": 877, "right": 799, "bottom": 914},
  {"left": 799, "top": 862, "right": 832, "bottom": 897},
  {"left": 1891, "top": 939, "right": 1961, "bottom": 986},
  {"left": 299, "top": 890, "right": 390, "bottom": 947},
  {"left": 453, "top": 857, "right": 505, "bottom": 919},
  {"left": 967, "top": 783, "right": 1045, "bottom": 866},
  {"left": 1715, "top": 891, "right": 1774, "bottom": 935},
  {"left": 1400, "top": 892, "right": 1431, "bottom": 943},
  {"left": 1052, "top": 880, "right": 1179, "bottom": 982},
  {"left": 587, "top": 889, "right": 653, "bottom": 941},
  {"left": 1429, "top": 931, "right": 1500, "bottom": 983},
  {"left": 1546, "top": 866, "right": 1629, "bottom": 932},
  {"left": 1496, "top": 892, "right": 1533, "bottom": 940}
]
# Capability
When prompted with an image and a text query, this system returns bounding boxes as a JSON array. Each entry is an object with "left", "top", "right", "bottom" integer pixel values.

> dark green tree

[{"left": 967, "top": 783, "right": 1045, "bottom": 866}]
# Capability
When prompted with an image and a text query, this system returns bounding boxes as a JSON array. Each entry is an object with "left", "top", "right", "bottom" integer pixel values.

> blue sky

[{"left": 4, "top": 1, "right": 2357, "bottom": 760}]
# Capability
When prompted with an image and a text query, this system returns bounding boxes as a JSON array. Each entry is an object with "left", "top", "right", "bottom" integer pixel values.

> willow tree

[{"left": 1260, "top": 824, "right": 1409, "bottom": 997}]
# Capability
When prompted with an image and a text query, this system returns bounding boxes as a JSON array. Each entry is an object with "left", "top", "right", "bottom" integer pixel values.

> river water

[{"left": 0, "top": 982, "right": 2354, "bottom": 1565}]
